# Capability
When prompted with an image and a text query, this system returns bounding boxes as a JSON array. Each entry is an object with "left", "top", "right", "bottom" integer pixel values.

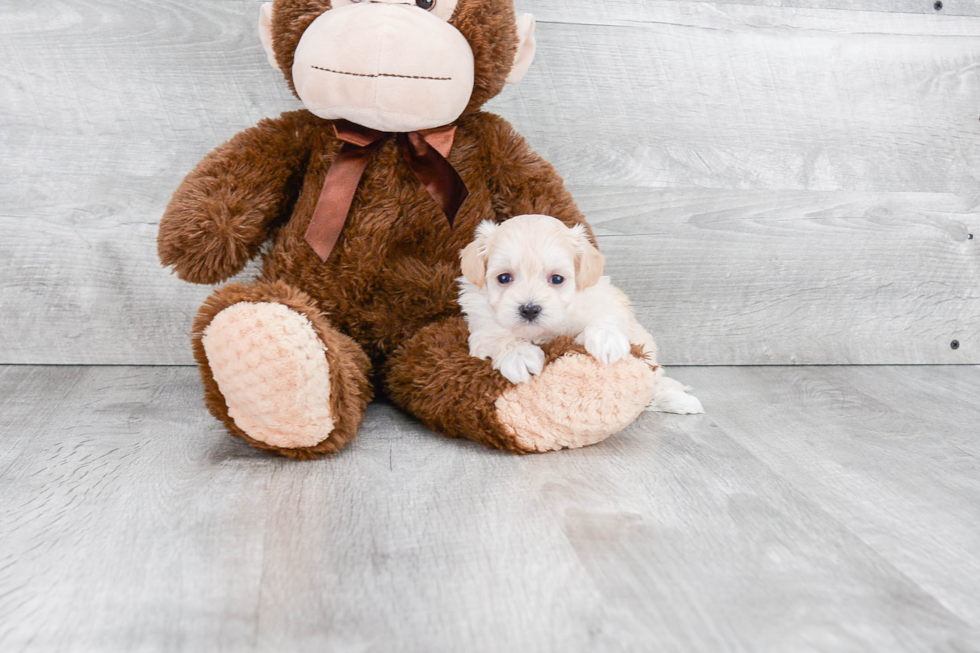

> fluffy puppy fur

[{"left": 458, "top": 214, "right": 704, "bottom": 414}]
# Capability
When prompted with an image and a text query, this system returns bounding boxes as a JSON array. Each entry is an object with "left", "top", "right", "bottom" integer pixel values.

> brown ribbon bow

[{"left": 305, "top": 120, "right": 470, "bottom": 262}]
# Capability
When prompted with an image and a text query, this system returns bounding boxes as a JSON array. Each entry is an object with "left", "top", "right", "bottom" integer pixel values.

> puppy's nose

[{"left": 519, "top": 303, "right": 543, "bottom": 322}]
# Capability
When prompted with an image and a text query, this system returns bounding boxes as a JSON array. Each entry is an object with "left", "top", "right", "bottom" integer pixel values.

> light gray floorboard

[
  {"left": 1, "top": 1, "right": 978, "bottom": 365},
  {"left": 2, "top": 365, "right": 979, "bottom": 652},
  {"left": 680, "top": 365, "right": 980, "bottom": 628}
]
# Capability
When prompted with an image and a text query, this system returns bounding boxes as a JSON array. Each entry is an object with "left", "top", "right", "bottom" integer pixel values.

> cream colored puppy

[{"left": 458, "top": 214, "right": 704, "bottom": 414}]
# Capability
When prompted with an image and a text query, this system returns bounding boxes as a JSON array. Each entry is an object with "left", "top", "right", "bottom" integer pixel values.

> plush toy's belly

[{"left": 263, "top": 147, "right": 494, "bottom": 362}]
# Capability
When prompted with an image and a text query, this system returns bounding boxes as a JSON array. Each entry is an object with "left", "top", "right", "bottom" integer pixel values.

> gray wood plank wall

[{"left": 1, "top": 0, "right": 977, "bottom": 365}]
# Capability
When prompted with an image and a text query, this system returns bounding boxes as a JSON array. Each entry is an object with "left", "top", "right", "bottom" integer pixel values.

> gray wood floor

[{"left": 2, "top": 364, "right": 978, "bottom": 652}]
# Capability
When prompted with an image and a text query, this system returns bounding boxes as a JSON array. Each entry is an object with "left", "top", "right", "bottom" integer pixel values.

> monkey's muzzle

[{"left": 291, "top": 3, "right": 476, "bottom": 133}]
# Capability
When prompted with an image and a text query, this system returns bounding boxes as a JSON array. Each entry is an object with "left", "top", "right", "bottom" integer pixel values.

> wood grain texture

[
  {"left": 680, "top": 364, "right": 980, "bottom": 630},
  {"left": 1, "top": 0, "right": 978, "bottom": 364},
  {"left": 523, "top": 0, "right": 980, "bottom": 20},
  {"left": 2, "top": 364, "right": 980, "bottom": 651},
  {"left": 587, "top": 188, "right": 980, "bottom": 364}
]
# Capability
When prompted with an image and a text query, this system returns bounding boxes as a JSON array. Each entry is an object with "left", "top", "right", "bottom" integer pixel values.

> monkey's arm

[
  {"left": 480, "top": 113, "right": 591, "bottom": 233},
  {"left": 158, "top": 112, "right": 312, "bottom": 284}
]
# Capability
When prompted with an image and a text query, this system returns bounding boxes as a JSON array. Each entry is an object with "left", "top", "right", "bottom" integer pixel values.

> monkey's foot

[
  {"left": 202, "top": 302, "right": 335, "bottom": 450},
  {"left": 494, "top": 352, "right": 657, "bottom": 453}
]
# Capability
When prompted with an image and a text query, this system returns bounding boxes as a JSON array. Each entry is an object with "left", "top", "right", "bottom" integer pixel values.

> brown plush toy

[{"left": 158, "top": 0, "right": 661, "bottom": 459}]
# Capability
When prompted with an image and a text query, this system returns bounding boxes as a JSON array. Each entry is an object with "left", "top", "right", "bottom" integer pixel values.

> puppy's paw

[
  {"left": 647, "top": 388, "right": 705, "bottom": 415},
  {"left": 582, "top": 326, "right": 632, "bottom": 365},
  {"left": 494, "top": 342, "right": 546, "bottom": 384}
]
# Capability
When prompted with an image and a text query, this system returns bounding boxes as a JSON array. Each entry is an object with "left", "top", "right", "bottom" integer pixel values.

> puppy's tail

[{"left": 646, "top": 367, "right": 705, "bottom": 415}]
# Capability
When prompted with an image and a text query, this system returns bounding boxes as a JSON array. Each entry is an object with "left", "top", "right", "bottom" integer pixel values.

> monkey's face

[
  {"left": 261, "top": 0, "right": 536, "bottom": 132},
  {"left": 293, "top": 0, "right": 473, "bottom": 132}
]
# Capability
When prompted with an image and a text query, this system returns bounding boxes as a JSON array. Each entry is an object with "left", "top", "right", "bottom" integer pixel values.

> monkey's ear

[
  {"left": 460, "top": 221, "right": 496, "bottom": 288},
  {"left": 259, "top": 3, "right": 280, "bottom": 72},
  {"left": 570, "top": 225, "right": 605, "bottom": 290},
  {"left": 506, "top": 14, "right": 537, "bottom": 85}
]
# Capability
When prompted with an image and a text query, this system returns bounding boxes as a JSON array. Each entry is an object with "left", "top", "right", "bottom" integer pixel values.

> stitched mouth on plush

[{"left": 311, "top": 66, "right": 453, "bottom": 82}]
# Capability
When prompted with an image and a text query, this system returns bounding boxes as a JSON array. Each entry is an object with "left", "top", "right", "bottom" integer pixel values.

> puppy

[{"left": 457, "top": 214, "right": 704, "bottom": 414}]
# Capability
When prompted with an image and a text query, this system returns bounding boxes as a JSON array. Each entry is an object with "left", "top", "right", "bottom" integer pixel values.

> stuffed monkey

[{"left": 158, "top": 0, "right": 662, "bottom": 458}]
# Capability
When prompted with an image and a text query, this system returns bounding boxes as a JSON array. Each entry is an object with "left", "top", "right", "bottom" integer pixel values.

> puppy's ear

[
  {"left": 460, "top": 221, "right": 496, "bottom": 288},
  {"left": 571, "top": 225, "right": 605, "bottom": 290}
]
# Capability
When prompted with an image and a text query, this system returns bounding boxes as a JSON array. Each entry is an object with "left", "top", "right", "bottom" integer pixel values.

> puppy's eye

[
  {"left": 497, "top": 274, "right": 513, "bottom": 285},
  {"left": 550, "top": 275, "right": 565, "bottom": 285},
  {"left": 416, "top": 0, "right": 435, "bottom": 9}
]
